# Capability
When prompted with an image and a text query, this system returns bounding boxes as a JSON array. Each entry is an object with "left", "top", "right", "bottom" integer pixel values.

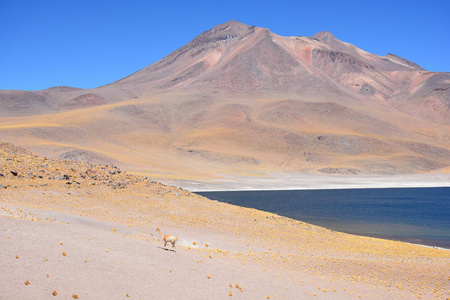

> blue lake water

[{"left": 197, "top": 187, "right": 450, "bottom": 249}]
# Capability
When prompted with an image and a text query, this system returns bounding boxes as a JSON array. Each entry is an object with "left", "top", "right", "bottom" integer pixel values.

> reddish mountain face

[{"left": 0, "top": 21, "right": 449, "bottom": 179}]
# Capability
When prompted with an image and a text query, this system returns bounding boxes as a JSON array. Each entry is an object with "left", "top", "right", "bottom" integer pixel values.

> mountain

[{"left": 1, "top": 20, "right": 449, "bottom": 181}]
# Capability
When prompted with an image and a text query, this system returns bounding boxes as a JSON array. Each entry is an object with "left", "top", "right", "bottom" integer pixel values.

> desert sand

[{"left": 1, "top": 141, "right": 449, "bottom": 299}]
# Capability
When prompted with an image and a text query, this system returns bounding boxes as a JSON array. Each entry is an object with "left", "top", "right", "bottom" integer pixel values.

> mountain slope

[{"left": 0, "top": 20, "right": 449, "bottom": 180}]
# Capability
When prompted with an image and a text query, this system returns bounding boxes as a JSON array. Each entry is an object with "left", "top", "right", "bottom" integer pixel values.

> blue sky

[{"left": 1, "top": 0, "right": 449, "bottom": 91}]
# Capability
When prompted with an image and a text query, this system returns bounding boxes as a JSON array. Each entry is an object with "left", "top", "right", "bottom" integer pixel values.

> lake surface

[{"left": 198, "top": 187, "right": 450, "bottom": 249}]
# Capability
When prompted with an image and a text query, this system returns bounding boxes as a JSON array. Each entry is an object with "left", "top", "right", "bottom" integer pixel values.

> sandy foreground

[{"left": 1, "top": 143, "right": 449, "bottom": 299}]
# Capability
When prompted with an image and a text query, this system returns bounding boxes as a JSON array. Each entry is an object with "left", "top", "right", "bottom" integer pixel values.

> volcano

[{"left": 1, "top": 20, "right": 449, "bottom": 181}]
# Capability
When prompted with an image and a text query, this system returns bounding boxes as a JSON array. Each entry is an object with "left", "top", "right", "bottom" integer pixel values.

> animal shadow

[{"left": 157, "top": 246, "right": 176, "bottom": 252}]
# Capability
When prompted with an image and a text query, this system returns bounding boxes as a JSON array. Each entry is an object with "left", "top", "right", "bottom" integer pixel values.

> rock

[
  {"left": 318, "top": 167, "right": 361, "bottom": 175},
  {"left": 0, "top": 185, "right": 7, "bottom": 189},
  {"left": 360, "top": 83, "right": 375, "bottom": 96},
  {"left": 10, "top": 170, "right": 18, "bottom": 176}
]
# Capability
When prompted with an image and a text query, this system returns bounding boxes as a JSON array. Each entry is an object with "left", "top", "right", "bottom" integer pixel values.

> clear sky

[{"left": 1, "top": 0, "right": 449, "bottom": 91}]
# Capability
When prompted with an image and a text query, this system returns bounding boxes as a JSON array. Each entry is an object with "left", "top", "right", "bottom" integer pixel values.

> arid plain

[{"left": 1, "top": 141, "right": 449, "bottom": 299}]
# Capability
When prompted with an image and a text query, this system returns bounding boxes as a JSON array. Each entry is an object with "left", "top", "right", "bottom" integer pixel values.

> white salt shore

[{"left": 166, "top": 173, "right": 450, "bottom": 191}]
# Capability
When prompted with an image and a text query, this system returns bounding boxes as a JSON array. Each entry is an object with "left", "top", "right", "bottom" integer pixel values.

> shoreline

[
  {"left": 206, "top": 200, "right": 450, "bottom": 251},
  {"left": 190, "top": 185, "right": 450, "bottom": 192},
  {"left": 329, "top": 230, "right": 450, "bottom": 251},
  {"left": 162, "top": 172, "right": 450, "bottom": 192},
  {"left": 196, "top": 185, "right": 450, "bottom": 250}
]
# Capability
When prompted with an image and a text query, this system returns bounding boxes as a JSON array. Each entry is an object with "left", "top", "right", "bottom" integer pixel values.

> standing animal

[{"left": 156, "top": 228, "right": 178, "bottom": 249}]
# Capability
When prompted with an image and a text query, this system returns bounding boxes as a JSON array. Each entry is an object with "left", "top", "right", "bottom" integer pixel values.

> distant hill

[{"left": 1, "top": 20, "right": 449, "bottom": 180}]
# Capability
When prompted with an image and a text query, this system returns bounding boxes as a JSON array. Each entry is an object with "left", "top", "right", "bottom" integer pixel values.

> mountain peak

[
  {"left": 312, "top": 31, "right": 337, "bottom": 42},
  {"left": 184, "top": 20, "right": 258, "bottom": 49},
  {"left": 1, "top": 21, "right": 448, "bottom": 180},
  {"left": 216, "top": 20, "right": 247, "bottom": 27},
  {"left": 210, "top": 20, "right": 257, "bottom": 35}
]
